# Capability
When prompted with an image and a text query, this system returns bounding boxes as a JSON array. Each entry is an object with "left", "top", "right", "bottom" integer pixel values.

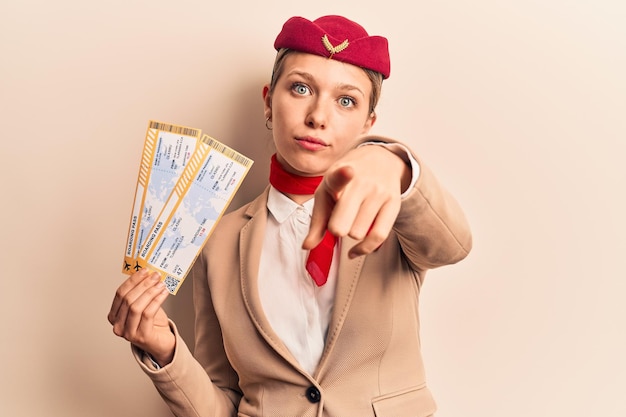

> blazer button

[{"left": 305, "top": 386, "right": 321, "bottom": 403}]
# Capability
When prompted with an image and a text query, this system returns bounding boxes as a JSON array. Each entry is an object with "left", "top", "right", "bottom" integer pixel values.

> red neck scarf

[{"left": 269, "top": 154, "right": 337, "bottom": 286}]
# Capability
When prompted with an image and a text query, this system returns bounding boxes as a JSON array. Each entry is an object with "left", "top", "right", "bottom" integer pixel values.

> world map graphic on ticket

[{"left": 122, "top": 120, "right": 253, "bottom": 294}]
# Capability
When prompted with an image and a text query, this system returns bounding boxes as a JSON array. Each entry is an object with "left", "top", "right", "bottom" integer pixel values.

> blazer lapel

[{"left": 238, "top": 188, "right": 302, "bottom": 368}]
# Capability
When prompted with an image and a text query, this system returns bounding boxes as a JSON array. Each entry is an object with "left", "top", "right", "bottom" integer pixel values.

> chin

[{"left": 285, "top": 155, "right": 329, "bottom": 177}]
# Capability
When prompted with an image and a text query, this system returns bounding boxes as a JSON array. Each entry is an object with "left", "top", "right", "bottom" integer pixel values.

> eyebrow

[{"left": 286, "top": 70, "right": 367, "bottom": 99}]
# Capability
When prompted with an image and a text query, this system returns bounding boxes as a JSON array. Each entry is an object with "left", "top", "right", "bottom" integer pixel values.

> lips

[{"left": 296, "top": 136, "right": 328, "bottom": 146}]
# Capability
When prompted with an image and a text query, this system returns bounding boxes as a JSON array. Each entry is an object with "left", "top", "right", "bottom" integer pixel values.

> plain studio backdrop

[{"left": 1, "top": 1, "right": 624, "bottom": 416}]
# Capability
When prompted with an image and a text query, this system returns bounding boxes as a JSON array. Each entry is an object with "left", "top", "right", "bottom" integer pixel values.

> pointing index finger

[
  {"left": 302, "top": 165, "right": 354, "bottom": 250},
  {"left": 323, "top": 165, "right": 354, "bottom": 200}
]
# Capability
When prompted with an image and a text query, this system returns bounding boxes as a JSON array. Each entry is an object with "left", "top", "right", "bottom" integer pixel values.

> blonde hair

[{"left": 268, "top": 48, "right": 384, "bottom": 117}]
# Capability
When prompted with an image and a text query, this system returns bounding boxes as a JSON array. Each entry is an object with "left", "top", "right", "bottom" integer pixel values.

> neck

[{"left": 269, "top": 154, "right": 323, "bottom": 203}]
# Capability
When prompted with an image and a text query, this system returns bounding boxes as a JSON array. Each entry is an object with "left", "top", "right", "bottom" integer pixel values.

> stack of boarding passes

[{"left": 122, "top": 120, "right": 253, "bottom": 294}]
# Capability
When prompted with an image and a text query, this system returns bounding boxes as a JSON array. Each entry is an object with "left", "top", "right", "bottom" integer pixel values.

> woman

[{"left": 108, "top": 15, "right": 472, "bottom": 416}]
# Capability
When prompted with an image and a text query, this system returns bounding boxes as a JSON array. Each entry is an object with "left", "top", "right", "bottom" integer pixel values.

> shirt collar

[{"left": 267, "top": 186, "right": 315, "bottom": 223}]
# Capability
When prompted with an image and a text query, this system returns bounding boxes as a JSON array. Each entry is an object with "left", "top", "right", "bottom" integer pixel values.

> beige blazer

[{"left": 135, "top": 149, "right": 472, "bottom": 417}]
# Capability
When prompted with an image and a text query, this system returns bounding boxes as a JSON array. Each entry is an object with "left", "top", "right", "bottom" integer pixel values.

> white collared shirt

[
  {"left": 258, "top": 143, "right": 420, "bottom": 375},
  {"left": 258, "top": 188, "right": 339, "bottom": 375}
]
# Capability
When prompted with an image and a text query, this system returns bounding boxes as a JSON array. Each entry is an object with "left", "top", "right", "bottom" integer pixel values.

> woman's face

[{"left": 263, "top": 52, "right": 376, "bottom": 177}]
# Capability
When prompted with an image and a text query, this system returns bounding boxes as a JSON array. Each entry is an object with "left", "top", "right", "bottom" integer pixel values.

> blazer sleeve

[
  {"left": 131, "top": 322, "right": 238, "bottom": 417},
  {"left": 361, "top": 135, "right": 473, "bottom": 271},
  {"left": 130, "top": 252, "right": 240, "bottom": 417}
]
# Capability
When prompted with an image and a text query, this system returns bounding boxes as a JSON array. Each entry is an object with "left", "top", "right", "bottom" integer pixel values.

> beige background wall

[{"left": 1, "top": 0, "right": 624, "bottom": 416}]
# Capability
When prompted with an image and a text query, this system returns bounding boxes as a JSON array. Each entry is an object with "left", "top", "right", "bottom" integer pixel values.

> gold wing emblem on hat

[{"left": 322, "top": 34, "right": 349, "bottom": 58}]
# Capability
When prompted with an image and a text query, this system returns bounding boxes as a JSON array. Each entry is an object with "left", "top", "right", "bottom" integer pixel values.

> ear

[
  {"left": 361, "top": 112, "right": 377, "bottom": 135},
  {"left": 262, "top": 84, "right": 272, "bottom": 119}
]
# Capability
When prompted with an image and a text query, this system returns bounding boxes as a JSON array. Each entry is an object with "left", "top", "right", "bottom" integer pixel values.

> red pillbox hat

[{"left": 274, "top": 15, "right": 391, "bottom": 79}]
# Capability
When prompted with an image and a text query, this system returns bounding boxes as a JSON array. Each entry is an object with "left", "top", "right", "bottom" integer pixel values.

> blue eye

[
  {"left": 339, "top": 96, "right": 355, "bottom": 108},
  {"left": 293, "top": 83, "right": 310, "bottom": 95}
]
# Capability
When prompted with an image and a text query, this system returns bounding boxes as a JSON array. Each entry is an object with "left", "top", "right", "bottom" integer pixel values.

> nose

[{"left": 305, "top": 98, "right": 329, "bottom": 129}]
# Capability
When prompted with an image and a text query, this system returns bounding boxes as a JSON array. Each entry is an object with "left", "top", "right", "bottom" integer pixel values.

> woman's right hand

[{"left": 108, "top": 268, "right": 175, "bottom": 366}]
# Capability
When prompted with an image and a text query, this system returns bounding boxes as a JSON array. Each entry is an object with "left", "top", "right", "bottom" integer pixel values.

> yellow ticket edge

[
  {"left": 136, "top": 134, "right": 253, "bottom": 294},
  {"left": 122, "top": 120, "right": 202, "bottom": 275}
]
